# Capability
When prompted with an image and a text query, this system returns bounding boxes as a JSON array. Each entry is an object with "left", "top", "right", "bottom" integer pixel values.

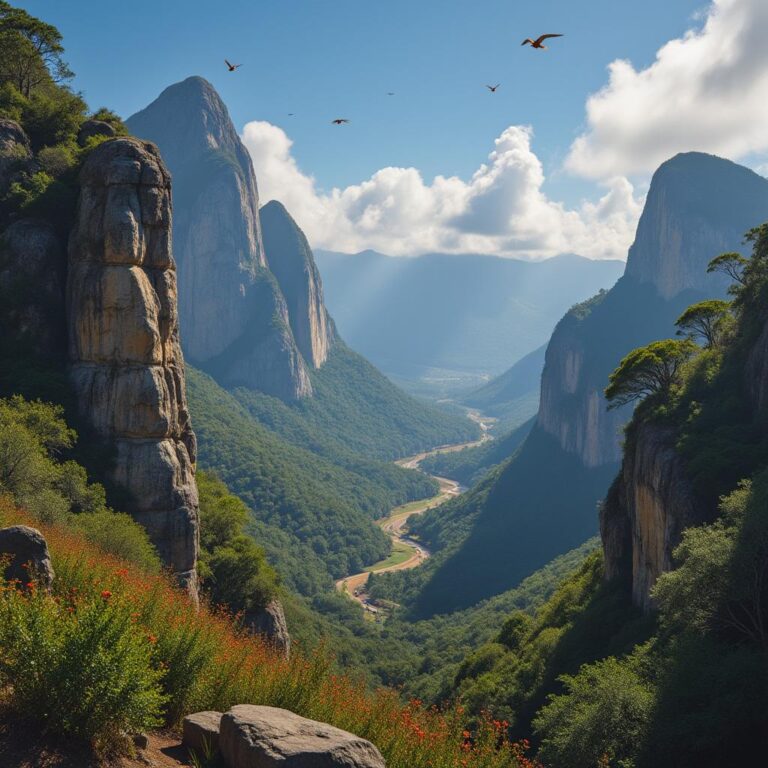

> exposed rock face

[
  {"left": 537, "top": 153, "right": 768, "bottom": 470},
  {"left": 0, "top": 525, "right": 55, "bottom": 591},
  {"left": 220, "top": 705, "right": 386, "bottom": 768},
  {"left": 246, "top": 598, "right": 291, "bottom": 657},
  {"left": 0, "top": 218, "right": 66, "bottom": 357},
  {"left": 625, "top": 153, "right": 768, "bottom": 299},
  {"left": 260, "top": 201, "right": 331, "bottom": 368},
  {"left": 126, "top": 77, "right": 312, "bottom": 400},
  {"left": 0, "top": 118, "right": 30, "bottom": 193},
  {"left": 601, "top": 423, "right": 699, "bottom": 610},
  {"left": 66, "top": 137, "right": 199, "bottom": 595}
]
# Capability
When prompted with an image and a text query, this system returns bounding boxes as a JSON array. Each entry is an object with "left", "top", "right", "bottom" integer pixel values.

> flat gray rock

[{"left": 219, "top": 705, "right": 386, "bottom": 767}]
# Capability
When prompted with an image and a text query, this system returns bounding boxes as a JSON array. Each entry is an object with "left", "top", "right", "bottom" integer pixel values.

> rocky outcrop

[
  {"left": 77, "top": 119, "right": 116, "bottom": 147},
  {"left": 220, "top": 706, "right": 386, "bottom": 768},
  {"left": 0, "top": 218, "right": 66, "bottom": 357},
  {"left": 246, "top": 598, "right": 291, "bottom": 657},
  {"left": 0, "top": 118, "right": 30, "bottom": 193},
  {"left": 260, "top": 201, "right": 332, "bottom": 368},
  {"left": 66, "top": 137, "right": 199, "bottom": 596},
  {"left": 537, "top": 153, "right": 768, "bottom": 470},
  {"left": 625, "top": 153, "right": 768, "bottom": 299},
  {"left": 126, "top": 77, "right": 313, "bottom": 401},
  {"left": 0, "top": 525, "right": 54, "bottom": 591},
  {"left": 601, "top": 423, "right": 699, "bottom": 610}
]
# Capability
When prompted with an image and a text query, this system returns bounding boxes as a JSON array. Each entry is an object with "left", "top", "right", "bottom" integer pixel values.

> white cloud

[
  {"left": 243, "top": 122, "right": 641, "bottom": 260},
  {"left": 567, "top": 0, "right": 768, "bottom": 179}
]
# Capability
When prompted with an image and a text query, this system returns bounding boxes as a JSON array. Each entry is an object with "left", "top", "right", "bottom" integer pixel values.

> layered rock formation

[
  {"left": 600, "top": 424, "right": 699, "bottom": 610},
  {"left": 260, "top": 201, "right": 331, "bottom": 368},
  {"left": 66, "top": 138, "right": 199, "bottom": 595},
  {"left": 537, "top": 153, "right": 768, "bottom": 470},
  {"left": 126, "top": 77, "right": 328, "bottom": 401}
]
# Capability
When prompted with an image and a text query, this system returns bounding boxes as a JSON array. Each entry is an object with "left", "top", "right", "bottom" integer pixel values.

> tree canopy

[
  {"left": 605, "top": 339, "right": 697, "bottom": 409},
  {"left": 675, "top": 299, "right": 731, "bottom": 348}
]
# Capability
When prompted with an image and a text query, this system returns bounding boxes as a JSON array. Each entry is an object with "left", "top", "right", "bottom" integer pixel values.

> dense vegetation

[
  {"left": 436, "top": 224, "right": 768, "bottom": 766},
  {"left": 234, "top": 341, "right": 479, "bottom": 461},
  {"left": 0, "top": 499, "right": 545, "bottom": 767}
]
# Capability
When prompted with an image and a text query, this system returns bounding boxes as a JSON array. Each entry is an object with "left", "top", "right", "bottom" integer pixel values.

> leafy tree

[
  {"left": 707, "top": 251, "right": 748, "bottom": 287},
  {"left": 0, "top": 2, "right": 72, "bottom": 97},
  {"left": 533, "top": 656, "right": 653, "bottom": 768},
  {"left": 605, "top": 339, "right": 698, "bottom": 409},
  {"left": 675, "top": 299, "right": 731, "bottom": 348}
]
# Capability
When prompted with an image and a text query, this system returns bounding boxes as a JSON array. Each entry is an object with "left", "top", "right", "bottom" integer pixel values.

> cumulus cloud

[
  {"left": 567, "top": 0, "right": 768, "bottom": 179},
  {"left": 243, "top": 122, "right": 641, "bottom": 259}
]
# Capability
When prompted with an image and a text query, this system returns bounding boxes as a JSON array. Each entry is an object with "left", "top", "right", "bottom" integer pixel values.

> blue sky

[
  {"left": 19, "top": 0, "right": 768, "bottom": 259},
  {"left": 25, "top": 0, "right": 700, "bottom": 196}
]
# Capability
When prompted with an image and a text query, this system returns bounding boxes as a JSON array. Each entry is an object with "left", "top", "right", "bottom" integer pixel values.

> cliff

[
  {"left": 600, "top": 423, "right": 699, "bottom": 610},
  {"left": 66, "top": 138, "right": 200, "bottom": 595},
  {"left": 126, "top": 77, "right": 313, "bottom": 400},
  {"left": 260, "top": 201, "right": 332, "bottom": 368},
  {"left": 537, "top": 153, "right": 768, "bottom": 469}
]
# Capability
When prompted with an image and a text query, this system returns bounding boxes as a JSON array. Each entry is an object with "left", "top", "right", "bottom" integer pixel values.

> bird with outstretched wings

[
  {"left": 331, "top": 118, "right": 350, "bottom": 125},
  {"left": 486, "top": 84, "right": 500, "bottom": 93},
  {"left": 225, "top": 59, "right": 242, "bottom": 71},
  {"left": 521, "top": 34, "right": 563, "bottom": 49}
]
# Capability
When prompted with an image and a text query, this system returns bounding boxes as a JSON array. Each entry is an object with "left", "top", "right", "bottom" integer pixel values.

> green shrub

[
  {"left": 0, "top": 581, "right": 166, "bottom": 751},
  {"left": 533, "top": 656, "right": 653, "bottom": 768}
]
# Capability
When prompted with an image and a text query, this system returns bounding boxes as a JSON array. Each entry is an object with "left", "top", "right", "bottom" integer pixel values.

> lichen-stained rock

[
  {"left": 0, "top": 525, "right": 54, "bottom": 591},
  {"left": 220, "top": 705, "right": 386, "bottom": 768},
  {"left": 601, "top": 423, "right": 699, "bottom": 611},
  {"left": 67, "top": 137, "right": 199, "bottom": 596}
]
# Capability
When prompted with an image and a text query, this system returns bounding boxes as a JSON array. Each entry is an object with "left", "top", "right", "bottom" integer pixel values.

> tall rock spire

[
  {"left": 66, "top": 138, "right": 200, "bottom": 596},
  {"left": 260, "top": 200, "right": 332, "bottom": 368},
  {"left": 127, "top": 76, "right": 311, "bottom": 400}
]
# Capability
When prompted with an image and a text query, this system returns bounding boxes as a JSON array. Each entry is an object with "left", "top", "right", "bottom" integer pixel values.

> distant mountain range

[{"left": 314, "top": 249, "right": 623, "bottom": 395}]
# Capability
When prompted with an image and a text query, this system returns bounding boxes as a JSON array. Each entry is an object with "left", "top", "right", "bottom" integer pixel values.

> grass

[
  {"left": 0, "top": 496, "right": 538, "bottom": 768},
  {"left": 367, "top": 541, "right": 413, "bottom": 572}
]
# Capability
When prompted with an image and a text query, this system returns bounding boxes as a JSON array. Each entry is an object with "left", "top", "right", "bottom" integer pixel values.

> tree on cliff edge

[{"left": 605, "top": 339, "right": 698, "bottom": 409}]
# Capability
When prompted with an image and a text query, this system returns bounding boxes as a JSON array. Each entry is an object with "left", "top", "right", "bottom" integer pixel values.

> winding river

[{"left": 335, "top": 409, "right": 493, "bottom": 610}]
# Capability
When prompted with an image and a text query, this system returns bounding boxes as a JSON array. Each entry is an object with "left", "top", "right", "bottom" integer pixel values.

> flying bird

[
  {"left": 521, "top": 34, "right": 563, "bottom": 49},
  {"left": 225, "top": 59, "right": 242, "bottom": 71},
  {"left": 331, "top": 118, "right": 350, "bottom": 125},
  {"left": 486, "top": 84, "right": 500, "bottom": 93},
  {"left": 387, "top": 92, "right": 395, "bottom": 96}
]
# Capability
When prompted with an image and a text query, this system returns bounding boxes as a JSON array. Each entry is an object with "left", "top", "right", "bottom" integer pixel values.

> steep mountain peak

[
  {"left": 260, "top": 200, "right": 332, "bottom": 368},
  {"left": 127, "top": 79, "right": 314, "bottom": 401},
  {"left": 625, "top": 151, "right": 768, "bottom": 299}
]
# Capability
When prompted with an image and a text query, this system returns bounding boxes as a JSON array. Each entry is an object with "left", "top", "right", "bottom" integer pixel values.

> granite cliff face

[
  {"left": 260, "top": 201, "right": 331, "bottom": 368},
  {"left": 66, "top": 138, "right": 199, "bottom": 595},
  {"left": 126, "top": 77, "right": 318, "bottom": 400},
  {"left": 537, "top": 153, "right": 768, "bottom": 470},
  {"left": 600, "top": 423, "right": 699, "bottom": 611}
]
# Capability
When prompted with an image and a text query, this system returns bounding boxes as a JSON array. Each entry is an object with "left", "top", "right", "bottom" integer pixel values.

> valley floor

[{"left": 335, "top": 411, "right": 493, "bottom": 611}]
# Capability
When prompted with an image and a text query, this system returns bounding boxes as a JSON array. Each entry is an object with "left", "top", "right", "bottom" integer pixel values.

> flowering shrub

[{"left": 0, "top": 498, "right": 537, "bottom": 766}]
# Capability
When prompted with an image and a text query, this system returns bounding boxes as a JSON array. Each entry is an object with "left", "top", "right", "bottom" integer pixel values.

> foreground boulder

[
  {"left": 0, "top": 525, "right": 54, "bottom": 590},
  {"left": 183, "top": 710, "right": 222, "bottom": 756},
  {"left": 220, "top": 705, "right": 386, "bottom": 767}
]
